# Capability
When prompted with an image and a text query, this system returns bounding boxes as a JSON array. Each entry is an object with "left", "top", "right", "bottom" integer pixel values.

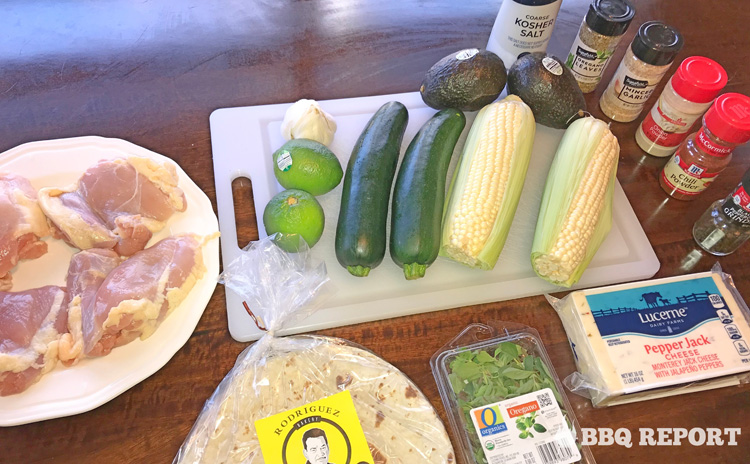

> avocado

[
  {"left": 507, "top": 53, "right": 587, "bottom": 129},
  {"left": 420, "top": 49, "right": 507, "bottom": 112}
]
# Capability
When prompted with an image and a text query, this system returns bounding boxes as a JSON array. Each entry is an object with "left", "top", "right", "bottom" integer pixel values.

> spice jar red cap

[
  {"left": 704, "top": 93, "right": 750, "bottom": 144},
  {"left": 671, "top": 57, "right": 728, "bottom": 103}
]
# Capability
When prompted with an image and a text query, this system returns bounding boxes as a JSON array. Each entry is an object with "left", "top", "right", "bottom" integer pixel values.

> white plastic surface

[
  {"left": 210, "top": 91, "right": 660, "bottom": 342},
  {"left": 0, "top": 136, "right": 220, "bottom": 426}
]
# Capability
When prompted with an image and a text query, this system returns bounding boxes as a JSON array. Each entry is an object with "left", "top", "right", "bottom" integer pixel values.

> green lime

[
  {"left": 272, "top": 139, "right": 343, "bottom": 196},
  {"left": 262, "top": 189, "right": 325, "bottom": 252}
]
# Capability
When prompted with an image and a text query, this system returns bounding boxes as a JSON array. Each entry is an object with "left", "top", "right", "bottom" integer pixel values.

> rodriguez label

[{"left": 255, "top": 391, "right": 374, "bottom": 464}]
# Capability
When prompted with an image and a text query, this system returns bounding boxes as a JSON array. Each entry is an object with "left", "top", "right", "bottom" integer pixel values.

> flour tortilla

[{"left": 175, "top": 335, "right": 455, "bottom": 464}]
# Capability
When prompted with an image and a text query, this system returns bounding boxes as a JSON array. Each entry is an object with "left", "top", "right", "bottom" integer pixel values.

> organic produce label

[
  {"left": 469, "top": 388, "right": 581, "bottom": 464},
  {"left": 661, "top": 153, "right": 722, "bottom": 196},
  {"left": 456, "top": 48, "right": 479, "bottom": 60},
  {"left": 584, "top": 277, "right": 750, "bottom": 394},
  {"left": 565, "top": 35, "right": 612, "bottom": 84},
  {"left": 542, "top": 56, "right": 563, "bottom": 76},
  {"left": 255, "top": 391, "right": 374, "bottom": 464},
  {"left": 276, "top": 151, "right": 293, "bottom": 171}
]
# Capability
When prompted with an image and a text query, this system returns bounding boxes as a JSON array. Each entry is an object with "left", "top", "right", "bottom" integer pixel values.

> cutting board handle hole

[{"left": 232, "top": 176, "right": 259, "bottom": 248}]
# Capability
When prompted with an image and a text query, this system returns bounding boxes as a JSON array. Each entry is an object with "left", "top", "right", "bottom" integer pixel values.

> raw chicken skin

[
  {"left": 79, "top": 157, "right": 186, "bottom": 255},
  {"left": 58, "top": 249, "right": 121, "bottom": 366},
  {"left": 0, "top": 286, "right": 66, "bottom": 396},
  {"left": 38, "top": 156, "right": 187, "bottom": 256},
  {"left": 0, "top": 174, "right": 51, "bottom": 289},
  {"left": 37, "top": 189, "right": 118, "bottom": 250},
  {"left": 84, "top": 234, "right": 207, "bottom": 357}
]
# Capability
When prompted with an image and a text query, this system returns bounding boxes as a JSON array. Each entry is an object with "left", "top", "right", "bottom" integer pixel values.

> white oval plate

[{"left": 0, "top": 136, "right": 220, "bottom": 426}]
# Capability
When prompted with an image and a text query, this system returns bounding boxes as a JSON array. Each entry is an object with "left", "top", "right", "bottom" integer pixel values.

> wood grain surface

[{"left": 1, "top": 1, "right": 749, "bottom": 463}]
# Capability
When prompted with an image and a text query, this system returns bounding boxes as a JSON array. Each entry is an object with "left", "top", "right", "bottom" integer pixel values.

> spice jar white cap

[{"left": 631, "top": 21, "right": 684, "bottom": 66}]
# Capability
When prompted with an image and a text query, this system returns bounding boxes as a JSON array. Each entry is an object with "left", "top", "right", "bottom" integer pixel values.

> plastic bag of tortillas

[{"left": 174, "top": 235, "right": 456, "bottom": 464}]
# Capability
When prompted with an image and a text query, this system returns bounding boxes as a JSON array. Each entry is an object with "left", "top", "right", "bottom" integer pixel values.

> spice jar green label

[{"left": 565, "top": 34, "right": 614, "bottom": 85}]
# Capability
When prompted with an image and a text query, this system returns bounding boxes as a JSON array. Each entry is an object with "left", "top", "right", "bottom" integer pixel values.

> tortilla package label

[
  {"left": 255, "top": 390, "right": 375, "bottom": 464},
  {"left": 469, "top": 388, "right": 581, "bottom": 464}
]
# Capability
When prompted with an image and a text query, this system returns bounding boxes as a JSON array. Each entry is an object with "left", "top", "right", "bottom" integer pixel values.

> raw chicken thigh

[
  {"left": 38, "top": 189, "right": 118, "bottom": 251},
  {"left": 58, "top": 249, "right": 122, "bottom": 366},
  {"left": 0, "top": 286, "right": 66, "bottom": 396},
  {"left": 0, "top": 174, "right": 51, "bottom": 290},
  {"left": 39, "top": 157, "right": 187, "bottom": 256},
  {"left": 84, "top": 234, "right": 207, "bottom": 357}
]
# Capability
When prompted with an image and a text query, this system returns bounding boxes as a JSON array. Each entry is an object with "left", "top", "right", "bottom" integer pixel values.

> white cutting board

[{"left": 210, "top": 91, "right": 660, "bottom": 342}]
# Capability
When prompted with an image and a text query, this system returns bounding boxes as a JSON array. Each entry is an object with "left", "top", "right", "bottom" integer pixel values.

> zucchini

[
  {"left": 335, "top": 101, "right": 409, "bottom": 277},
  {"left": 390, "top": 109, "right": 465, "bottom": 279}
]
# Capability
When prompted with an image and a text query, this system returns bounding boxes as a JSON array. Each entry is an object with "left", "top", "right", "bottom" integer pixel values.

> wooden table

[{"left": 1, "top": 1, "right": 749, "bottom": 462}]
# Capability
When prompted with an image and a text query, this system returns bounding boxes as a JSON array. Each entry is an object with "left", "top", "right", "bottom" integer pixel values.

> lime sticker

[
  {"left": 276, "top": 150, "right": 293, "bottom": 171},
  {"left": 456, "top": 49, "right": 479, "bottom": 61},
  {"left": 542, "top": 57, "right": 564, "bottom": 76}
]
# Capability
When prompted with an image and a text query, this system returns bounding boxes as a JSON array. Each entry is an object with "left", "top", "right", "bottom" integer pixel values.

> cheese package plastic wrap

[
  {"left": 548, "top": 264, "right": 750, "bottom": 407},
  {"left": 173, "top": 235, "right": 455, "bottom": 463}
]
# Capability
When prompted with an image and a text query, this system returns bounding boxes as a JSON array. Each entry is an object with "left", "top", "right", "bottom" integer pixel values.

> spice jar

[
  {"left": 486, "top": 0, "right": 563, "bottom": 70},
  {"left": 565, "top": 0, "right": 635, "bottom": 93},
  {"left": 660, "top": 93, "right": 750, "bottom": 200},
  {"left": 599, "top": 21, "right": 683, "bottom": 122},
  {"left": 693, "top": 167, "right": 750, "bottom": 255},
  {"left": 636, "top": 56, "right": 727, "bottom": 157}
]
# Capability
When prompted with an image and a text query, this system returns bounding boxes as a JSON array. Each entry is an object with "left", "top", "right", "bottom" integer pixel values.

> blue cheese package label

[
  {"left": 552, "top": 268, "right": 750, "bottom": 406},
  {"left": 586, "top": 276, "right": 729, "bottom": 338}
]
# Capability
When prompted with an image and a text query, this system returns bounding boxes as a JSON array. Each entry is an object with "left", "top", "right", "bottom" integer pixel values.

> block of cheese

[{"left": 551, "top": 267, "right": 750, "bottom": 407}]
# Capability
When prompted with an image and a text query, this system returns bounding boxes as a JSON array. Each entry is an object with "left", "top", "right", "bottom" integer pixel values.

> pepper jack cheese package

[{"left": 548, "top": 264, "right": 750, "bottom": 407}]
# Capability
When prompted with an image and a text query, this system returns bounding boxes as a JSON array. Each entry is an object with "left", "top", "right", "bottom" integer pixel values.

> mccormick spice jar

[
  {"left": 565, "top": 0, "right": 635, "bottom": 94},
  {"left": 660, "top": 93, "right": 750, "bottom": 200},
  {"left": 693, "top": 167, "right": 750, "bottom": 255},
  {"left": 599, "top": 21, "right": 683, "bottom": 122},
  {"left": 486, "top": 0, "right": 563, "bottom": 70},
  {"left": 636, "top": 56, "right": 728, "bottom": 157}
]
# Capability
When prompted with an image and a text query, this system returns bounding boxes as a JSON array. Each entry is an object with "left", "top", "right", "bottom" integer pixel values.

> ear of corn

[
  {"left": 531, "top": 117, "right": 620, "bottom": 287},
  {"left": 440, "top": 95, "right": 535, "bottom": 270}
]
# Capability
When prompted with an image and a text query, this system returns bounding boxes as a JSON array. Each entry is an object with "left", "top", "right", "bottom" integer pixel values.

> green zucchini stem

[
  {"left": 347, "top": 265, "right": 371, "bottom": 277},
  {"left": 403, "top": 263, "right": 427, "bottom": 280}
]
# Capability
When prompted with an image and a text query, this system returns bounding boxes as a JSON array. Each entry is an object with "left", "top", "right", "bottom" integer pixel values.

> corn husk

[
  {"left": 531, "top": 117, "right": 620, "bottom": 287},
  {"left": 440, "top": 95, "right": 535, "bottom": 270}
]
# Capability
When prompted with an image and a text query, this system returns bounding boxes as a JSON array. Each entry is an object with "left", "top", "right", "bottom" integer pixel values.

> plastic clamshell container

[{"left": 431, "top": 323, "right": 596, "bottom": 464}]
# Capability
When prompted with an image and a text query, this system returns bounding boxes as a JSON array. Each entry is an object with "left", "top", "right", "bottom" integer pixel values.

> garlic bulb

[{"left": 280, "top": 99, "right": 337, "bottom": 146}]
